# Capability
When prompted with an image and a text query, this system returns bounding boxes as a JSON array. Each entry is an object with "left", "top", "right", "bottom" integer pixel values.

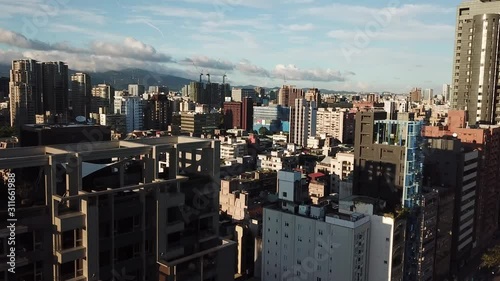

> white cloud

[
  {"left": 236, "top": 60, "right": 350, "bottom": 82},
  {"left": 280, "top": 23, "right": 315, "bottom": 32},
  {"left": 180, "top": 56, "right": 235, "bottom": 70},
  {"left": 90, "top": 37, "right": 173, "bottom": 62},
  {"left": 135, "top": 5, "right": 221, "bottom": 21}
]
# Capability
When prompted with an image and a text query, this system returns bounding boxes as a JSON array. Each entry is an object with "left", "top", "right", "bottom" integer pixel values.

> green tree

[{"left": 481, "top": 245, "right": 500, "bottom": 269}]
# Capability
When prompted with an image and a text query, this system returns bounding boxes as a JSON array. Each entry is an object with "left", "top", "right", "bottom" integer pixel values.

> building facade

[
  {"left": 451, "top": 0, "right": 500, "bottom": 124},
  {"left": 70, "top": 73, "right": 91, "bottom": 119},
  {"left": 289, "top": 98, "right": 317, "bottom": 147},
  {"left": 0, "top": 137, "right": 235, "bottom": 281}
]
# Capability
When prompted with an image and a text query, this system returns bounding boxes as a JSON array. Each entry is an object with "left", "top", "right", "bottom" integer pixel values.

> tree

[
  {"left": 481, "top": 245, "right": 500, "bottom": 269},
  {"left": 258, "top": 127, "right": 269, "bottom": 136}
]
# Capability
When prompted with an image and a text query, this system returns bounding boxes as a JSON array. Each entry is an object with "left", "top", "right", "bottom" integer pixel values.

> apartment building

[
  {"left": 289, "top": 98, "right": 317, "bottom": 147},
  {"left": 315, "top": 152, "right": 354, "bottom": 193},
  {"left": 316, "top": 108, "right": 355, "bottom": 143},
  {"left": 262, "top": 171, "right": 370, "bottom": 281},
  {"left": 70, "top": 73, "right": 91, "bottom": 119},
  {"left": 0, "top": 136, "right": 235, "bottom": 281}
]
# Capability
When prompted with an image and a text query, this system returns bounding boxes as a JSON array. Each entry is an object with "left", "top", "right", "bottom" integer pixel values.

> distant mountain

[
  {"left": 70, "top": 68, "right": 194, "bottom": 91},
  {"left": 0, "top": 64, "right": 358, "bottom": 94}
]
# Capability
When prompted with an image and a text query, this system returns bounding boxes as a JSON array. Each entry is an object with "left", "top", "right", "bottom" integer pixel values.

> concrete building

[
  {"left": 115, "top": 96, "right": 143, "bottom": 133},
  {"left": 70, "top": 73, "right": 91, "bottom": 119},
  {"left": 178, "top": 112, "right": 220, "bottom": 137},
  {"left": 278, "top": 85, "right": 304, "bottom": 107},
  {"left": 409, "top": 88, "right": 422, "bottom": 103},
  {"left": 41, "top": 62, "right": 69, "bottom": 122},
  {"left": 0, "top": 77, "right": 8, "bottom": 100},
  {"left": 316, "top": 108, "right": 355, "bottom": 143},
  {"left": 91, "top": 84, "right": 115, "bottom": 115},
  {"left": 262, "top": 171, "right": 371, "bottom": 281},
  {"left": 223, "top": 98, "right": 253, "bottom": 131},
  {"left": 423, "top": 110, "right": 500, "bottom": 254},
  {"left": 100, "top": 113, "right": 127, "bottom": 134},
  {"left": 315, "top": 152, "right": 354, "bottom": 194},
  {"left": 253, "top": 105, "right": 290, "bottom": 133},
  {"left": 289, "top": 98, "right": 317, "bottom": 147},
  {"left": 143, "top": 94, "right": 172, "bottom": 131},
  {"left": 0, "top": 136, "right": 235, "bottom": 281},
  {"left": 423, "top": 137, "right": 479, "bottom": 278},
  {"left": 339, "top": 196, "right": 407, "bottom": 281},
  {"left": 442, "top": 84, "right": 451, "bottom": 102},
  {"left": 220, "top": 140, "right": 247, "bottom": 161},
  {"left": 9, "top": 59, "right": 43, "bottom": 127},
  {"left": 128, "top": 84, "right": 145, "bottom": 97},
  {"left": 353, "top": 111, "right": 424, "bottom": 209},
  {"left": 451, "top": 0, "right": 500, "bottom": 124},
  {"left": 231, "top": 88, "right": 256, "bottom": 102},
  {"left": 383, "top": 100, "right": 397, "bottom": 120},
  {"left": 256, "top": 151, "right": 298, "bottom": 172}
]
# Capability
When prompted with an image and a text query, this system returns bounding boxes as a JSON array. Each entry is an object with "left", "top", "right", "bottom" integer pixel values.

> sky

[{"left": 0, "top": 0, "right": 461, "bottom": 93}]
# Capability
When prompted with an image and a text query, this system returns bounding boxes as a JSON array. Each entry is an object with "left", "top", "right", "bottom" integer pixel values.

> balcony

[
  {"left": 163, "top": 244, "right": 185, "bottom": 261},
  {"left": 56, "top": 246, "right": 86, "bottom": 264},
  {"left": 55, "top": 212, "right": 85, "bottom": 233}
]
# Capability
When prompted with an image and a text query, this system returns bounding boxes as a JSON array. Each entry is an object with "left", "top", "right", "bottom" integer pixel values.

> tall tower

[
  {"left": 91, "top": 84, "right": 115, "bottom": 114},
  {"left": 42, "top": 61, "right": 68, "bottom": 123},
  {"left": 451, "top": 0, "right": 500, "bottom": 125},
  {"left": 9, "top": 59, "right": 43, "bottom": 127},
  {"left": 70, "top": 73, "right": 91, "bottom": 118},
  {"left": 289, "top": 98, "right": 317, "bottom": 147}
]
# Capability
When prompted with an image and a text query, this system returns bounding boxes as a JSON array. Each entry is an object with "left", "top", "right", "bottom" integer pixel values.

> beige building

[
  {"left": 315, "top": 152, "right": 354, "bottom": 193},
  {"left": 451, "top": 0, "right": 500, "bottom": 124},
  {"left": 9, "top": 59, "right": 42, "bottom": 127},
  {"left": 0, "top": 137, "right": 235, "bottom": 281},
  {"left": 316, "top": 108, "right": 353, "bottom": 143}
]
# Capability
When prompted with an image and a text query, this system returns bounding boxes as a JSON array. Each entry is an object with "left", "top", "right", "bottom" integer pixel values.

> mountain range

[{"left": 0, "top": 64, "right": 357, "bottom": 94}]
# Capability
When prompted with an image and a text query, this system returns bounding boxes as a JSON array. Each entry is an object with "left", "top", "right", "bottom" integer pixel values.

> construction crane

[
  {"left": 223, "top": 74, "right": 227, "bottom": 84},
  {"left": 206, "top": 73, "right": 211, "bottom": 84}
]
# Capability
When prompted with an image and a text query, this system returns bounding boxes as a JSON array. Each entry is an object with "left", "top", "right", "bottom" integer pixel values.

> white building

[
  {"left": 315, "top": 152, "right": 354, "bottom": 193},
  {"left": 262, "top": 172, "right": 370, "bottom": 281},
  {"left": 290, "top": 98, "right": 317, "bottom": 147},
  {"left": 316, "top": 108, "right": 348, "bottom": 141},
  {"left": 128, "top": 84, "right": 145, "bottom": 97},
  {"left": 339, "top": 196, "right": 406, "bottom": 281},
  {"left": 257, "top": 151, "right": 297, "bottom": 171},
  {"left": 115, "top": 96, "right": 143, "bottom": 133},
  {"left": 384, "top": 101, "right": 397, "bottom": 120},
  {"left": 220, "top": 141, "right": 247, "bottom": 160}
]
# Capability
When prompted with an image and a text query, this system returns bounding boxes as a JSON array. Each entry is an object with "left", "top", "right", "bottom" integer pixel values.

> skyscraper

[
  {"left": 41, "top": 61, "right": 68, "bottom": 122},
  {"left": 278, "top": 85, "right": 304, "bottom": 107},
  {"left": 128, "top": 84, "right": 145, "bottom": 97},
  {"left": 143, "top": 94, "right": 172, "bottom": 131},
  {"left": 451, "top": 0, "right": 500, "bottom": 124},
  {"left": 70, "top": 73, "right": 91, "bottom": 118},
  {"left": 289, "top": 98, "right": 317, "bottom": 147},
  {"left": 9, "top": 59, "right": 43, "bottom": 127}
]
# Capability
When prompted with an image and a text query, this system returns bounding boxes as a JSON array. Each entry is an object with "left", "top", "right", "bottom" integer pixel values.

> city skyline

[{"left": 0, "top": 0, "right": 460, "bottom": 93}]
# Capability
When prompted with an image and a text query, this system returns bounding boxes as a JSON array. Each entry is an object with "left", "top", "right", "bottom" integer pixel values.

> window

[{"left": 282, "top": 192, "right": 288, "bottom": 197}]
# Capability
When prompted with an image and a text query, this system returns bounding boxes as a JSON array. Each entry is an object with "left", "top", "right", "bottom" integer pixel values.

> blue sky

[{"left": 0, "top": 0, "right": 460, "bottom": 92}]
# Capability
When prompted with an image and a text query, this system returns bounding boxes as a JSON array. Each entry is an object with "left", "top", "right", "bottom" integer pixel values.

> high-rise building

[
  {"left": 41, "top": 61, "right": 68, "bottom": 122},
  {"left": 91, "top": 84, "right": 115, "bottom": 114},
  {"left": 353, "top": 110, "right": 424, "bottom": 209},
  {"left": 409, "top": 88, "right": 422, "bottom": 103},
  {"left": 423, "top": 88, "right": 434, "bottom": 103},
  {"left": 289, "top": 98, "right": 317, "bottom": 147},
  {"left": 9, "top": 59, "right": 43, "bottom": 127},
  {"left": 278, "top": 85, "right": 304, "bottom": 107},
  {"left": 423, "top": 137, "right": 479, "bottom": 278},
  {"left": 316, "top": 108, "right": 355, "bottom": 143},
  {"left": 253, "top": 105, "right": 289, "bottom": 133},
  {"left": 0, "top": 136, "right": 236, "bottom": 281},
  {"left": 128, "top": 84, "right": 145, "bottom": 97},
  {"left": 451, "top": 0, "right": 500, "bottom": 124},
  {"left": 143, "top": 94, "right": 172, "bottom": 131},
  {"left": 70, "top": 73, "right": 91, "bottom": 118},
  {"left": 383, "top": 100, "right": 397, "bottom": 120},
  {"left": 121, "top": 96, "right": 143, "bottom": 133},
  {"left": 442, "top": 84, "right": 451, "bottom": 102},
  {"left": 423, "top": 110, "right": 500, "bottom": 252},
  {"left": 0, "top": 77, "right": 9, "bottom": 100}
]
